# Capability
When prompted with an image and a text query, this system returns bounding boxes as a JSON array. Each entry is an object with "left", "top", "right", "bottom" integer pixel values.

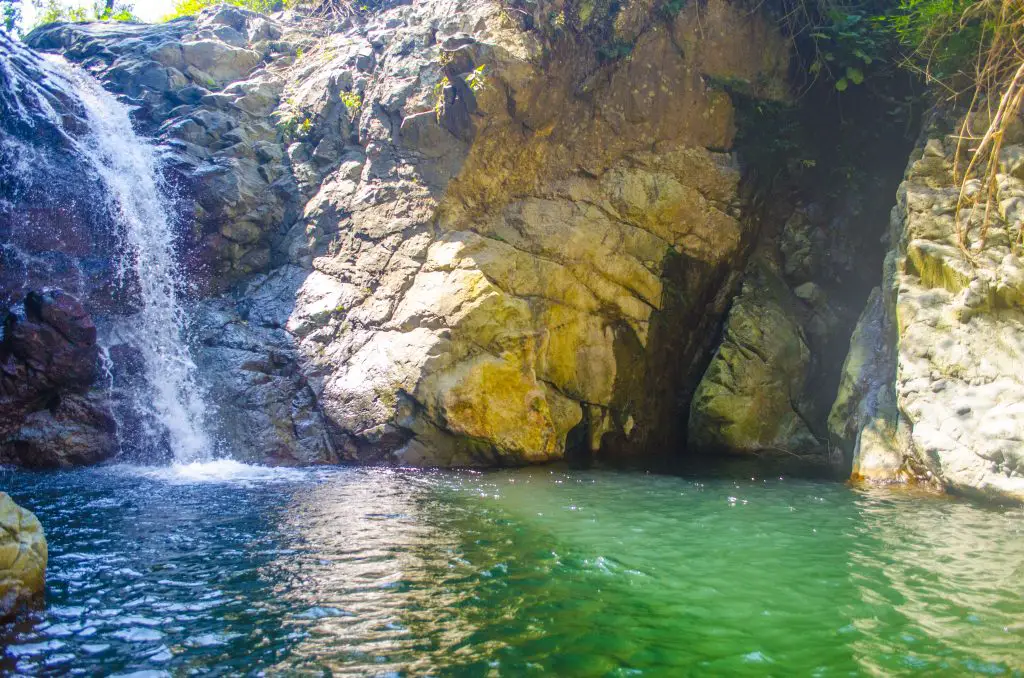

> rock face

[
  {"left": 689, "top": 257, "right": 819, "bottom": 455},
  {"left": 1, "top": 33, "right": 124, "bottom": 466},
  {"left": 0, "top": 493, "right": 47, "bottom": 621},
  {"left": 27, "top": 0, "right": 791, "bottom": 466},
  {"left": 687, "top": 188, "right": 906, "bottom": 461},
  {"left": 0, "top": 31, "right": 127, "bottom": 315},
  {"left": 0, "top": 290, "right": 117, "bottom": 467},
  {"left": 26, "top": 9, "right": 306, "bottom": 292},
  {"left": 830, "top": 110, "right": 1024, "bottom": 502}
]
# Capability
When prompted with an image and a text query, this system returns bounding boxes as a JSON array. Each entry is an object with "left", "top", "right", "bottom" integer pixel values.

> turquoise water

[{"left": 1, "top": 463, "right": 1022, "bottom": 676}]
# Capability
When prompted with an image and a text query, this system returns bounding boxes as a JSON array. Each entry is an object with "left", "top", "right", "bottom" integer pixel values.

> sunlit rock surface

[
  {"left": 28, "top": 0, "right": 792, "bottom": 465},
  {"left": 0, "top": 492, "right": 47, "bottom": 622},
  {"left": 831, "top": 111, "right": 1024, "bottom": 502}
]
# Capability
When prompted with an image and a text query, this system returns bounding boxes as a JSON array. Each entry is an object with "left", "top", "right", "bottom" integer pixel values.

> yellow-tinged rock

[
  {"left": 0, "top": 492, "right": 47, "bottom": 621},
  {"left": 426, "top": 353, "right": 576, "bottom": 463}
]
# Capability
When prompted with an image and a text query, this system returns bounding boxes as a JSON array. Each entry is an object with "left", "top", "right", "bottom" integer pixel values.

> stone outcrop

[
  {"left": 687, "top": 189, "right": 907, "bottom": 460},
  {"left": 27, "top": 9, "right": 309, "bottom": 292},
  {"left": 689, "top": 257, "right": 820, "bottom": 456},
  {"left": 830, "top": 110, "right": 1024, "bottom": 502},
  {"left": 0, "top": 493, "right": 47, "bottom": 622},
  {"left": 0, "top": 290, "right": 118, "bottom": 467},
  {"left": 27, "top": 0, "right": 791, "bottom": 466}
]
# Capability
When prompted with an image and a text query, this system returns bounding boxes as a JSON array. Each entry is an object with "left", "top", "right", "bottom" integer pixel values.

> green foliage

[
  {"left": 433, "top": 64, "right": 489, "bottom": 119},
  {"left": 3, "top": 0, "right": 21, "bottom": 32},
  {"left": 339, "top": 89, "right": 362, "bottom": 119},
  {"left": 275, "top": 105, "right": 312, "bottom": 139},
  {"left": 887, "top": 0, "right": 985, "bottom": 80},
  {"left": 464, "top": 64, "right": 489, "bottom": 93},
  {"left": 26, "top": 0, "right": 137, "bottom": 28},
  {"left": 805, "top": 10, "right": 884, "bottom": 90},
  {"left": 163, "top": 0, "right": 295, "bottom": 21}
]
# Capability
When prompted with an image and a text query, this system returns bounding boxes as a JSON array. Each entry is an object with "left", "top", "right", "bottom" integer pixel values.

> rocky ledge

[
  {"left": 831, "top": 110, "right": 1024, "bottom": 502},
  {"left": 25, "top": 0, "right": 791, "bottom": 466}
]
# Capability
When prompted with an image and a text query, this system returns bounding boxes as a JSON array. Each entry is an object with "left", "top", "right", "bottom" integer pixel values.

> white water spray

[{"left": 28, "top": 54, "right": 213, "bottom": 461}]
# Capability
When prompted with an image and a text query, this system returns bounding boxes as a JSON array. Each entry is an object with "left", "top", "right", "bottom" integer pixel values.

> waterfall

[{"left": 22, "top": 50, "right": 213, "bottom": 462}]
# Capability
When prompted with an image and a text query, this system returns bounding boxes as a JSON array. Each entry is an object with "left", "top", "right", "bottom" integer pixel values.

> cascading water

[
  {"left": 2, "top": 35, "right": 212, "bottom": 462},
  {"left": 59, "top": 62, "right": 214, "bottom": 462}
]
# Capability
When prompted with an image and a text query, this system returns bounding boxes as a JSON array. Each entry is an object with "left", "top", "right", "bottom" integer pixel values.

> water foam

[
  {"left": 114, "top": 460, "right": 311, "bottom": 485},
  {"left": 28, "top": 53, "right": 213, "bottom": 461}
]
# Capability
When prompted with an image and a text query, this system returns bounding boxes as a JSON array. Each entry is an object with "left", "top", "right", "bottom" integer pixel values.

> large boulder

[
  {"left": 0, "top": 493, "right": 47, "bottom": 622},
  {"left": 0, "top": 290, "right": 118, "bottom": 467},
  {"left": 830, "top": 111, "right": 1024, "bottom": 502},
  {"left": 271, "top": 0, "right": 790, "bottom": 465},
  {"left": 688, "top": 258, "right": 819, "bottom": 455}
]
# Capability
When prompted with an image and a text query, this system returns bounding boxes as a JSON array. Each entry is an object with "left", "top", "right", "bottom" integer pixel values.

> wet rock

[
  {"left": 0, "top": 290, "right": 117, "bottom": 468},
  {"left": 0, "top": 32, "right": 136, "bottom": 315},
  {"left": 0, "top": 493, "right": 47, "bottom": 622},
  {"left": 27, "top": 10, "right": 305, "bottom": 292}
]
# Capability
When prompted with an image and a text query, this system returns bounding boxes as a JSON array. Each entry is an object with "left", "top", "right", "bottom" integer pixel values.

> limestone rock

[
  {"left": 0, "top": 493, "right": 47, "bottom": 622},
  {"left": 831, "top": 116, "right": 1024, "bottom": 502},
  {"left": 258, "top": 0, "right": 790, "bottom": 466}
]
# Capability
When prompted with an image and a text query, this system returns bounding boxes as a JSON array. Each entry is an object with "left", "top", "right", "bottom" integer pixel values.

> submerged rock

[
  {"left": 831, "top": 111, "right": 1024, "bottom": 502},
  {"left": 0, "top": 493, "right": 47, "bottom": 622}
]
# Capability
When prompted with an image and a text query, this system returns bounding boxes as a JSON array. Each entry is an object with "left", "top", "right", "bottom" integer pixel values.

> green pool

[{"left": 2, "top": 462, "right": 1022, "bottom": 675}]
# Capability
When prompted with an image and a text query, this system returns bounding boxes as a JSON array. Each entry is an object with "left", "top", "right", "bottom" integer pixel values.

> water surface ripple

[{"left": 1, "top": 465, "right": 1021, "bottom": 676}]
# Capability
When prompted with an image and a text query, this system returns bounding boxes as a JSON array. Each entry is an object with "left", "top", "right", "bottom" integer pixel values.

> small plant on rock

[{"left": 340, "top": 89, "right": 363, "bottom": 120}]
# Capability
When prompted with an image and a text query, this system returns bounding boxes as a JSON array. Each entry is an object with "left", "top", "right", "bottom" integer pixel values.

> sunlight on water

[{"left": 2, "top": 467, "right": 1022, "bottom": 675}]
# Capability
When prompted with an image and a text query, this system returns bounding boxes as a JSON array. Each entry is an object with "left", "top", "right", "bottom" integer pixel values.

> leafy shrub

[
  {"left": 163, "top": 0, "right": 291, "bottom": 21},
  {"left": 0, "top": 0, "right": 138, "bottom": 32},
  {"left": 339, "top": 89, "right": 362, "bottom": 119}
]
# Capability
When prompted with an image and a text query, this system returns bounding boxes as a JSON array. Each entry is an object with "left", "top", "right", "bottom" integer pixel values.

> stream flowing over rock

[
  {"left": 0, "top": 492, "right": 47, "bottom": 622},
  {"left": 830, "top": 110, "right": 1024, "bottom": 502}
]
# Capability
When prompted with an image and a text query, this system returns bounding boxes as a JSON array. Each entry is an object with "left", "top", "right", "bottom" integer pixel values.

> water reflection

[
  {"left": 265, "top": 468, "right": 474, "bottom": 673},
  {"left": 849, "top": 489, "right": 1024, "bottom": 675},
  {"left": 1, "top": 466, "right": 1022, "bottom": 675}
]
